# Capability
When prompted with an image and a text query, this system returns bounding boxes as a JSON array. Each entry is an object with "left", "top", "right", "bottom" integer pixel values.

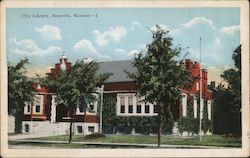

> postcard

[{"left": 1, "top": 0, "right": 249, "bottom": 157}]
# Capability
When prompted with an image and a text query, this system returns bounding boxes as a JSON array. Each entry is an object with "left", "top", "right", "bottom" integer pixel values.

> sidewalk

[
  {"left": 9, "top": 139, "right": 232, "bottom": 149},
  {"left": 8, "top": 133, "right": 63, "bottom": 140}
]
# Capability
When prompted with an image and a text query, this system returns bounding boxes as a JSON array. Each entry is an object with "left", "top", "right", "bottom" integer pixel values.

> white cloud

[
  {"left": 73, "top": 39, "right": 97, "bottom": 54},
  {"left": 114, "top": 48, "right": 126, "bottom": 53},
  {"left": 34, "top": 25, "right": 62, "bottom": 40},
  {"left": 93, "top": 26, "right": 127, "bottom": 46},
  {"left": 215, "top": 37, "right": 221, "bottom": 45},
  {"left": 181, "top": 17, "right": 215, "bottom": 29},
  {"left": 10, "top": 38, "right": 61, "bottom": 56},
  {"left": 219, "top": 25, "right": 240, "bottom": 34},
  {"left": 128, "top": 49, "right": 141, "bottom": 57},
  {"left": 131, "top": 21, "right": 142, "bottom": 31},
  {"left": 73, "top": 39, "right": 112, "bottom": 60}
]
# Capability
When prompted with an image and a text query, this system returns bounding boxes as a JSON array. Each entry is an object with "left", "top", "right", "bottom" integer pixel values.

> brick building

[{"left": 21, "top": 56, "right": 213, "bottom": 136}]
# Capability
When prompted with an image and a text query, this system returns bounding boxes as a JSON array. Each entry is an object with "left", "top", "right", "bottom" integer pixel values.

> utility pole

[{"left": 199, "top": 37, "right": 203, "bottom": 142}]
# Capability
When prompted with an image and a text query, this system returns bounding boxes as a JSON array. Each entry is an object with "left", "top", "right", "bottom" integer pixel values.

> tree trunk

[
  {"left": 14, "top": 111, "right": 23, "bottom": 133},
  {"left": 69, "top": 119, "right": 73, "bottom": 144},
  {"left": 68, "top": 109, "right": 75, "bottom": 144},
  {"left": 158, "top": 124, "right": 161, "bottom": 147},
  {"left": 14, "top": 104, "right": 24, "bottom": 134}
]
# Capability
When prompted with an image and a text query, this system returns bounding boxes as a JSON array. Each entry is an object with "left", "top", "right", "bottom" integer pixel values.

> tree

[
  {"left": 221, "top": 45, "right": 241, "bottom": 113},
  {"left": 42, "top": 59, "right": 110, "bottom": 143},
  {"left": 102, "top": 94, "right": 118, "bottom": 134},
  {"left": 8, "top": 58, "right": 34, "bottom": 133},
  {"left": 127, "top": 25, "right": 192, "bottom": 147},
  {"left": 213, "top": 45, "right": 241, "bottom": 135}
]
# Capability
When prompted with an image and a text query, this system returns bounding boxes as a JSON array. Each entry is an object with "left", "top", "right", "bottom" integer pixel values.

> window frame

[
  {"left": 88, "top": 126, "right": 95, "bottom": 133},
  {"left": 153, "top": 105, "right": 158, "bottom": 113},
  {"left": 32, "top": 95, "right": 43, "bottom": 114},
  {"left": 25, "top": 124, "right": 30, "bottom": 133},
  {"left": 120, "top": 105, "right": 125, "bottom": 113},
  {"left": 77, "top": 126, "right": 83, "bottom": 134},
  {"left": 136, "top": 104, "right": 141, "bottom": 113},
  {"left": 128, "top": 105, "right": 133, "bottom": 113},
  {"left": 145, "top": 104, "right": 150, "bottom": 113}
]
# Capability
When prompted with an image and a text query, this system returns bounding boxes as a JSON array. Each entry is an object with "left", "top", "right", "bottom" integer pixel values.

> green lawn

[{"left": 26, "top": 134, "right": 241, "bottom": 147}]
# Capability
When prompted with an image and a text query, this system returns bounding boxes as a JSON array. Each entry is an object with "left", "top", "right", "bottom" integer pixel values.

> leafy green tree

[
  {"left": 221, "top": 45, "right": 241, "bottom": 113},
  {"left": 128, "top": 25, "right": 192, "bottom": 147},
  {"left": 102, "top": 94, "right": 118, "bottom": 134},
  {"left": 41, "top": 59, "right": 110, "bottom": 143},
  {"left": 8, "top": 58, "right": 34, "bottom": 133},
  {"left": 213, "top": 45, "right": 241, "bottom": 135}
]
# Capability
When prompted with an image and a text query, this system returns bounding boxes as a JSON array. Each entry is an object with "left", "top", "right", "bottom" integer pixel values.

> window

[
  {"left": 193, "top": 98, "right": 198, "bottom": 118},
  {"left": 128, "top": 105, "right": 133, "bottom": 113},
  {"left": 120, "top": 96, "right": 125, "bottom": 113},
  {"left": 35, "top": 104, "right": 40, "bottom": 113},
  {"left": 120, "top": 96, "right": 125, "bottom": 105},
  {"left": 182, "top": 93, "right": 187, "bottom": 117},
  {"left": 136, "top": 105, "right": 141, "bottom": 113},
  {"left": 89, "top": 103, "right": 94, "bottom": 110},
  {"left": 77, "top": 126, "right": 83, "bottom": 133},
  {"left": 128, "top": 96, "right": 133, "bottom": 113},
  {"left": 120, "top": 105, "right": 125, "bottom": 113},
  {"left": 154, "top": 105, "right": 158, "bottom": 113},
  {"left": 79, "top": 105, "right": 84, "bottom": 113},
  {"left": 25, "top": 124, "right": 29, "bottom": 133},
  {"left": 88, "top": 126, "right": 95, "bottom": 133},
  {"left": 128, "top": 96, "right": 133, "bottom": 105},
  {"left": 33, "top": 95, "right": 43, "bottom": 114},
  {"left": 145, "top": 105, "right": 150, "bottom": 113},
  {"left": 27, "top": 105, "right": 31, "bottom": 113},
  {"left": 24, "top": 102, "right": 31, "bottom": 114}
]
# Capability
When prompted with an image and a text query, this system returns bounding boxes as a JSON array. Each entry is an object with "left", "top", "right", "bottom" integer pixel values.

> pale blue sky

[{"left": 6, "top": 8, "right": 240, "bottom": 82}]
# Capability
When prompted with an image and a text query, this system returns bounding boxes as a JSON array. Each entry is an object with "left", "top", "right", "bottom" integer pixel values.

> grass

[{"left": 25, "top": 134, "right": 241, "bottom": 148}]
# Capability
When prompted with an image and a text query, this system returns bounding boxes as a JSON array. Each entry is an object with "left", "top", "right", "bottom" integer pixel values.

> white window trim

[
  {"left": 76, "top": 104, "right": 85, "bottom": 115},
  {"left": 89, "top": 93, "right": 98, "bottom": 113},
  {"left": 24, "top": 102, "right": 31, "bottom": 114},
  {"left": 200, "top": 98, "right": 204, "bottom": 119},
  {"left": 207, "top": 100, "right": 212, "bottom": 120},
  {"left": 88, "top": 126, "right": 95, "bottom": 134},
  {"left": 182, "top": 93, "right": 187, "bottom": 117},
  {"left": 77, "top": 125, "right": 83, "bottom": 134},
  {"left": 117, "top": 93, "right": 157, "bottom": 116},
  {"left": 32, "top": 95, "right": 43, "bottom": 115},
  {"left": 193, "top": 97, "right": 198, "bottom": 118},
  {"left": 76, "top": 93, "right": 98, "bottom": 115}
]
